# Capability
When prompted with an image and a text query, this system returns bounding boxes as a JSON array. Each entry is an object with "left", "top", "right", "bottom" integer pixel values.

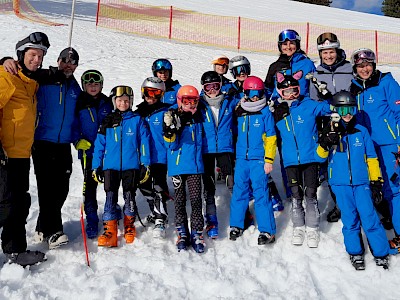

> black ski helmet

[
  {"left": 201, "top": 71, "right": 221, "bottom": 85},
  {"left": 276, "top": 74, "right": 299, "bottom": 90},
  {"left": 81, "top": 69, "right": 104, "bottom": 92},
  {"left": 331, "top": 90, "right": 356, "bottom": 107}
]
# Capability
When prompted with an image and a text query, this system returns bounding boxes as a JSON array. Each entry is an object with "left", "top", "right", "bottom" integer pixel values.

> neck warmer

[
  {"left": 240, "top": 97, "right": 266, "bottom": 112},
  {"left": 204, "top": 94, "right": 224, "bottom": 107}
]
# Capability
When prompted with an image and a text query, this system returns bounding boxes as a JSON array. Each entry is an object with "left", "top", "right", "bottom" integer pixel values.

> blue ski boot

[
  {"left": 176, "top": 224, "right": 190, "bottom": 252},
  {"left": 191, "top": 230, "right": 205, "bottom": 253},
  {"left": 86, "top": 213, "right": 99, "bottom": 239},
  {"left": 205, "top": 214, "right": 219, "bottom": 239}
]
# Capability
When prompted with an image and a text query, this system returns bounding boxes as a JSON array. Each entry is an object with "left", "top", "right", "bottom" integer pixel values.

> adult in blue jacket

[
  {"left": 74, "top": 69, "right": 113, "bottom": 239},
  {"left": 316, "top": 91, "right": 390, "bottom": 270},
  {"left": 272, "top": 71, "right": 331, "bottom": 248},
  {"left": 152, "top": 58, "right": 181, "bottom": 106},
  {"left": 199, "top": 71, "right": 236, "bottom": 239},
  {"left": 92, "top": 86, "right": 150, "bottom": 247},
  {"left": 32, "top": 47, "right": 82, "bottom": 250},
  {"left": 163, "top": 85, "right": 205, "bottom": 253},
  {"left": 135, "top": 77, "right": 170, "bottom": 238},
  {"left": 350, "top": 48, "right": 400, "bottom": 249}
]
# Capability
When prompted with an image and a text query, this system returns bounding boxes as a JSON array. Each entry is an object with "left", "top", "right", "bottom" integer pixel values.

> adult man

[{"left": 0, "top": 32, "right": 50, "bottom": 266}]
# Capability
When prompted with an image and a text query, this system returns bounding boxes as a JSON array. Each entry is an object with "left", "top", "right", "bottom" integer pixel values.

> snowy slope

[{"left": 0, "top": 1, "right": 400, "bottom": 299}]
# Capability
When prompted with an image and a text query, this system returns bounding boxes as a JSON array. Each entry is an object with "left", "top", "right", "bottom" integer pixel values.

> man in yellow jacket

[{"left": 0, "top": 32, "right": 50, "bottom": 267}]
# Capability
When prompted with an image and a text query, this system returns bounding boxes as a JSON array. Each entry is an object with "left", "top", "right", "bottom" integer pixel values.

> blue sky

[{"left": 331, "top": 0, "right": 383, "bottom": 15}]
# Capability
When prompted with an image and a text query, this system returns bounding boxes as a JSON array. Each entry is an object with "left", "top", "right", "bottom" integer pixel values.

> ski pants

[
  {"left": 202, "top": 152, "right": 234, "bottom": 215},
  {"left": 332, "top": 184, "right": 389, "bottom": 258},
  {"left": 32, "top": 141, "right": 72, "bottom": 238},
  {"left": 139, "top": 163, "right": 168, "bottom": 221},
  {"left": 1, "top": 158, "right": 31, "bottom": 254},
  {"left": 172, "top": 174, "right": 204, "bottom": 232},
  {"left": 285, "top": 163, "right": 320, "bottom": 228},
  {"left": 80, "top": 156, "right": 98, "bottom": 217},
  {"left": 375, "top": 143, "right": 400, "bottom": 235},
  {"left": 230, "top": 158, "right": 276, "bottom": 234},
  {"left": 103, "top": 169, "right": 140, "bottom": 221}
]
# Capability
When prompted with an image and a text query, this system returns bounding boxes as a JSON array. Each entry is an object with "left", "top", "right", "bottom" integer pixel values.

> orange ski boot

[
  {"left": 124, "top": 215, "right": 136, "bottom": 244},
  {"left": 98, "top": 220, "right": 118, "bottom": 247}
]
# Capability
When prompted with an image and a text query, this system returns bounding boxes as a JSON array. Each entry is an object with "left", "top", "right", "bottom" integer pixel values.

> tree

[
  {"left": 291, "top": 0, "right": 332, "bottom": 6},
  {"left": 382, "top": 0, "right": 400, "bottom": 18}
]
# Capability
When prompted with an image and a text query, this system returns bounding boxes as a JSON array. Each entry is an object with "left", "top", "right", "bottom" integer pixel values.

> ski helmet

[
  {"left": 15, "top": 32, "right": 50, "bottom": 62},
  {"left": 201, "top": 71, "right": 221, "bottom": 85},
  {"left": 81, "top": 69, "right": 104, "bottom": 91},
  {"left": 211, "top": 55, "right": 229, "bottom": 74},
  {"left": 351, "top": 48, "right": 376, "bottom": 73},
  {"left": 278, "top": 29, "right": 301, "bottom": 52},
  {"left": 152, "top": 59, "right": 173, "bottom": 77},
  {"left": 243, "top": 76, "right": 265, "bottom": 99},
  {"left": 177, "top": 85, "right": 200, "bottom": 109},
  {"left": 317, "top": 32, "right": 340, "bottom": 51},
  {"left": 331, "top": 90, "right": 357, "bottom": 107},
  {"left": 141, "top": 77, "right": 166, "bottom": 99},
  {"left": 229, "top": 55, "right": 251, "bottom": 77},
  {"left": 58, "top": 47, "right": 79, "bottom": 65},
  {"left": 110, "top": 85, "right": 134, "bottom": 110},
  {"left": 276, "top": 71, "right": 301, "bottom": 100}
]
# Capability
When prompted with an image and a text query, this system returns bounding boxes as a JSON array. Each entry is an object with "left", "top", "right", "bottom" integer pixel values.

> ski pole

[{"left": 80, "top": 151, "right": 90, "bottom": 267}]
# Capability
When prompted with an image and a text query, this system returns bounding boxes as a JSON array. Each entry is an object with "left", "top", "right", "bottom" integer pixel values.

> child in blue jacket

[
  {"left": 163, "top": 85, "right": 205, "bottom": 253},
  {"left": 229, "top": 76, "right": 277, "bottom": 245},
  {"left": 75, "top": 70, "right": 113, "bottom": 239},
  {"left": 152, "top": 59, "right": 181, "bottom": 106},
  {"left": 92, "top": 86, "right": 150, "bottom": 247},
  {"left": 317, "top": 91, "right": 391, "bottom": 270}
]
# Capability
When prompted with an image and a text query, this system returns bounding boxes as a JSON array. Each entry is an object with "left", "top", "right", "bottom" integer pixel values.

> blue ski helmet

[{"left": 152, "top": 59, "right": 173, "bottom": 77}]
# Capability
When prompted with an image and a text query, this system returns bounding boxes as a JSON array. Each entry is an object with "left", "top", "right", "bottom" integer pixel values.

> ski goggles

[
  {"left": 280, "top": 86, "right": 300, "bottom": 98},
  {"left": 278, "top": 30, "right": 301, "bottom": 43},
  {"left": 154, "top": 59, "right": 172, "bottom": 71},
  {"left": 24, "top": 32, "right": 50, "bottom": 48},
  {"left": 142, "top": 87, "right": 164, "bottom": 98},
  {"left": 244, "top": 89, "right": 264, "bottom": 99},
  {"left": 317, "top": 32, "right": 338, "bottom": 45},
  {"left": 82, "top": 71, "right": 103, "bottom": 84},
  {"left": 335, "top": 106, "right": 357, "bottom": 116},
  {"left": 203, "top": 82, "right": 221, "bottom": 93},
  {"left": 212, "top": 57, "right": 229, "bottom": 66},
  {"left": 231, "top": 64, "right": 250, "bottom": 77},
  {"left": 352, "top": 49, "right": 376, "bottom": 65},
  {"left": 181, "top": 96, "right": 199, "bottom": 106},
  {"left": 110, "top": 86, "right": 134, "bottom": 98}
]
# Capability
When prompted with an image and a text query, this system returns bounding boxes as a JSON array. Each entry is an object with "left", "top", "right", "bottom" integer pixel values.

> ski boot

[
  {"left": 327, "top": 206, "right": 341, "bottom": 223},
  {"left": 5, "top": 250, "right": 47, "bottom": 267},
  {"left": 258, "top": 232, "right": 275, "bottom": 245},
  {"left": 292, "top": 226, "right": 306, "bottom": 246},
  {"left": 350, "top": 255, "right": 365, "bottom": 271},
  {"left": 146, "top": 212, "right": 156, "bottom": 225},
  {"left": 153, "top": 218, "right": 166, "bottom": 239},
  {"left": 375, "top": 256, "right": 389, "bottom": 270},
  {"left": 389, "top": 236, "right": 400, "bottom": 249},
  {"left": 124, "top": 215, "right": 136, "bottom": 244},
  {"left": 85, "top": 213, "right": 99, "bottom": 239},
  {"left": 205, "top": 214, "right": 218, "bottom": 239},
  {"left": 176, "top": 224, "right": 190, "bottom": 252},
  {"left": 98, "top": 219, "right": 118, "bottom": 247},
  {"left": 229, "top": 227, "right": 244, "bottom": 241},
  {"left": 306, "top": 227, "right": 320, "bottom": 248},
  {"left": 47, "top": 231, "right": 69, "bottom": 250},
  {"left": 191, "top": 230, "right": 205, "bottom": 253}
]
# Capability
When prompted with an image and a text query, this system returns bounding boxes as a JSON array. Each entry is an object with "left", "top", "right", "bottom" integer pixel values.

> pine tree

[
  {"left": 291, "top": 0, "right": 332, "bottom": 6},
  {"left": 382, "top": 0, "right": 400, "bottom": 18}
]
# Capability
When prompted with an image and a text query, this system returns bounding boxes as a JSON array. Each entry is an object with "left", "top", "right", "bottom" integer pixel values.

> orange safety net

[{"left": 13, "top": 0, "right": 64, "bottom": 26}]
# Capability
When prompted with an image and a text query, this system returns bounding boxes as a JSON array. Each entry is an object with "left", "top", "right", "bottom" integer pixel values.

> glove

[
  {"left": 0, "top": 142, "right": 7, "bottom": 166},
  {"left": 139, "top": 165, "right": 150, "bottom": 184},
  {"left": 318, "top": 122, "right": 340, "bottom": 150},
  {"left": 163, "top": 110, "right": 181, "bottom": 138},
  {"left": 306, "top": 74, "right": 332, "bottom": 100},
  {"left": 273, "top": 102, "right": 290, "bottom": 123},
  {"left": 267, "top": 99, "right": 275, "bottom": 112},
  {"left": 370, "top": 179, "right": 384, "bottom": 205},
  {"left": 92, "top": 167, "right": 104, "bottom": 183},
  {"left": 74, "top": 139, "right": 92, "bottom": 151}
]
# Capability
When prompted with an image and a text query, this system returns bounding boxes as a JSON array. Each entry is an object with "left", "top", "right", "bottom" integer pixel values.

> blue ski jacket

[
  {"left": 199, "top": 94, "right": 236, "bottom": 154},
  {"left": 351, "top": 71, "right": 400, "bottom": 146},
  {"left": 76, "top": 92, "right": 113, "bottom": 158},
  {"left": 275, "top": 96, "right": 332, "bottom": 168},
  {"left": 35, "top": 76, "right": 81, "bottom": 143},
  {"left": 92, "top": 110, "right": 150, "bottom": 171},
  {"left": 162, "top": 79, "right": 181, "bottom": 106}
]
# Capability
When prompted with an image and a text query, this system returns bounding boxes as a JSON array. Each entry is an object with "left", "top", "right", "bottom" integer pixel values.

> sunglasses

[
  {"left": 278, "top": 30, "right": 301, "bottom": 43},
  {"left": 111, "top": 86, "right": 134, "bottom": 98},
  {"left": 335, "top": 106, "right": 357, "bottom": 116},
  {"left": 82, "top": 71, "right": 103, "bottom": 84},
  {"left": 244, "top": 89, "right": 264, "bottom": 99},
  {"left": 143, "top": 87, "right": 164, "bottom": 98},
  {"left": 352, "top": 50, "right": 376, "bottom": 65},
  {"left": 317, "top": 32, "right": 338, "bottom": 45},
  {"left": 203, "top": 82, "right": 221, "bottom": 93},
  {"left": 181, "top": 96, "right": 199, "bottom": 106},
  {"left": 60, "top": 57, "right": 78, "bottom": 65},
  {"left": 280, "top": 86, "right": 300, "bottom": 98}
]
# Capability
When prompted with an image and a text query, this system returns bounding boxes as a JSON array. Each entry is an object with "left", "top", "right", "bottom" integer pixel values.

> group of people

[{"left": 0, "top": 28, "right": 400, "bottom": 271}]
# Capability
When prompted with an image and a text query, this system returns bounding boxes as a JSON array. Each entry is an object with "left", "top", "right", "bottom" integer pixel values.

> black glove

[
  {"left": 139, "top": 165, "right": 150, "bottom": 184},
  {"left": 318, "top": 122, "right": 340, "bottom": 151},
  {"left": 0, "top": 142, "right": 7, "bottom": 166},
  {"left": 370, "top": 179, "right": 384, "bottom": 205},
  {"left": 273, "top": 102, "right": 290, "bottom": 123},
  {"left": 92, "top": 167, "right": 104, "bottom": 183}
]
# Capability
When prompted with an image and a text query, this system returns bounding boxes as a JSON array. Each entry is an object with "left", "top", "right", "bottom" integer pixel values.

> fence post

[
  {"left": 375, "top": 30, "right": 378, "bottom": 64},
  {"left": 96, "top": 0, "right": 100, "bottom": 27},
  {"left": 237, "top": 16, "right": 241, "bottom": 51},
  {"left": 306, "top": 22, "right": 309, "bottom": 55},
  {"left": 169, "top": 6, "right": 173, "bottom": 40},
  {"left": 13, "top": 0, "right": 20, "bottom": 15}
]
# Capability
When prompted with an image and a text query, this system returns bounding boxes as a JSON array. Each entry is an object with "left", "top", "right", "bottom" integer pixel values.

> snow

[{"left": 1, "top": 0, "right": 400, "bottom": 299}]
